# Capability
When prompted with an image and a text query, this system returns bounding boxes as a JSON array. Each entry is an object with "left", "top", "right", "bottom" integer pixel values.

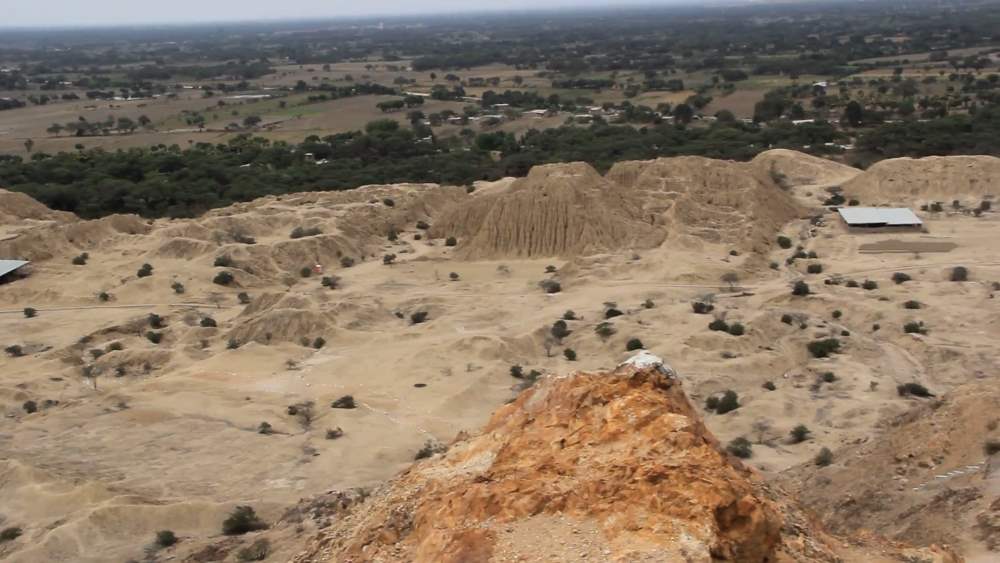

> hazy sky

[{"left": 5, "top": 0, "right": 697, "bottom": 28}]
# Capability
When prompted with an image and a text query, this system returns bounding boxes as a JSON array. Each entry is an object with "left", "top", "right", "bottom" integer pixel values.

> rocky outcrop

[{"left": 290, "top": 357, "right": 957, "bottom": 562}]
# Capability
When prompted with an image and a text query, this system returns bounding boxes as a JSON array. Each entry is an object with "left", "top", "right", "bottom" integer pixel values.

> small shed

[
  {"left": 0, "top": 259, "right": 30, "bottom": 284},
  {"left": 837, "top": 207, "right": 922, "bottom": 228}
]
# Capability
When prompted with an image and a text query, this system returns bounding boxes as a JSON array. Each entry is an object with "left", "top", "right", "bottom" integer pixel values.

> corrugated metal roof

[
  {"left": 0, "top": 259, "right": 30, "bottom": 278},
  {"left": 837, "top": 207, "right": 922, "bottom": 226}
]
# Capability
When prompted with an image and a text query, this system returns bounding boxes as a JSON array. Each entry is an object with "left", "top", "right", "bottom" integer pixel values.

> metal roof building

[
  {"left": 837, "top": 207, "right": 922, "bottom": 227},
  {"left": 0, "top": 259, "right": 30, "bottom": 280}
]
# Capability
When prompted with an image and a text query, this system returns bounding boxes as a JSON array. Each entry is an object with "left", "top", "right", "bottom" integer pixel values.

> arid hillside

[{"left": 1, "top": 150, "right": 998, "bottom": 562}]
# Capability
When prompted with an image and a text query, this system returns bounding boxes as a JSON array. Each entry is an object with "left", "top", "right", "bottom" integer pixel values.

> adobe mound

[
  {"left": 0, "top": 188, "right": 76, "bottom": 224},
  {"left": 842, "top": 155, "right": 1000, "bottom": 205},
  {"left": 431, "top": 162, "right": 665, "bottom": 258},
  {"left": 607, "top": 156, "right": 803, "bottom": 250},
  {"left": 292, "top": 361, "right": 956, "bottom": 563},
  {"left": 750, "top": 149, "right": 861, "bottom": 190}
]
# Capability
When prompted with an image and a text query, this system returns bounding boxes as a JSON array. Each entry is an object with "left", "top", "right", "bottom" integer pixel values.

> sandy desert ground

[{"left": 0, "top": 149, "right": 998, "bottom": 562}]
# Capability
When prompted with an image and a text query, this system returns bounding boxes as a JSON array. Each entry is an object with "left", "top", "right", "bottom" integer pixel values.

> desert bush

[
  {"left": 563, "top": 348, "right": 577, "bottom": 361},
  {"left": 237, "top": 292, "right": 251, "bottom": 304},
  {"left": 257, "top": 422, "right": 272, "bottom": 434},
  {"left": 171, "top": 281, "right": 185, "bottom": 294},
  {"left": 233, "top": 233, "right": 256, "bottom": 245},
  {"left": 107, "top": 341, "right": 124, "bottom": 352},
  {"left": 382, "top": 197, "right": 395, "bottom": 207},
  {"left": 326, "top": 427, "right": 345, "bottom": 440},
  {"left": 538, "top": 279, "right": 561, "bottom": 294},
  {"left": 137, "top": 263, "right": 154, "bottom": 277},
  {"left": 984, "top": 441, "right": 1000, "bottom": 456},
  {"left": 299, "top": 266, "right": 313, "bottom": 278},
  {"left": 770, "top": 262, "right": 779, "bottom": 270},
  {"left": 807, "top": 338, "right": 841, "bottom": 358},
  {"left": 23, "top": 307, "right": 37, "bottom": 318},
  {"left": 814, "top": 447, "right": 834, "bottom": 466},
  {"left": 791, "top": 281, "right": 810, "bottom": 296},
  {"left": 290, "top": 226, "right": 322, "bottom": 239},
  {"left": 892, "top": 272, "right": 912, "bottom": 284},
  {"left": 551, "top": 320, "right": 570, "bottom": 340},
  {"left": 806, "top": 263, "right": 823, "bottom": 274},
  {"left": 22, "top": 400, "right": 37, "bottom": 414},
  {"left": 155, "top": 530, "right": 178, "bottom": 548},
  {"left": 509, "top": 365, "right": 524, "bottom": 379},
  {"left": 339, "top": 256, "right": 355, "bottom": 268},
  {"left": 213, "top": 271, "right": 234, "bottom": 285},
  {"left": 98, "top": 291, "right": 111, "bottom": 302},
  {"left": 222, "top": 506, "right": 267, "bottom": 536},
  {"left": 872, "top": 323, "right": 881, "bottom": 331},
  {"left": 146, "top": 331, "right": 163, "bottom": 344},
  {"left": 382, "top": 254, "right": 396, "bottom": 265},
  {"left": 762, "top": 381, "right": 776, "bottom": 391},
  {"left": 821, "top": 371, "right": 837, "bottom": 383},
  {"left": 897, "top": 382, "right": 933, "bottom": 397},
  {"left": 0, "top": 527, "right": 22, "bottom": 542},
  {"left": 545, "top": 265, "right": 557, "bottom": 273},
  {"left": 727, "top": 323, "right": 745, "bottom": 336},
  {"left": 692, "top": 302, "right": 714, "bottom": 314},
  {"left": 642, "top": 299, "right": 655, "bottom": 309},
  {"left": 416, "top": 220, "right": 430, "bottom": 230},
  {"left": 213, "top": 255, "right": 233, "bottom": 267},
  {"left": 562, "top": 310, "right": 577, "bottom": 320},
  {"left": 287, "top": 401, "right": 315, "bottom": 429},
  {"left": 904, "top": 300, "right": 922, "bottom": 309},
  {"left": 726, "top": 437, "right": 753, "bottom": 458},
  {"left": 448, "top": 272, "right": 459, "bottom": 281},
  {"left": 148, "top": 313, "right": 165, "bottom": 328},
  {"left": 715, "top": 390, "right": 740, "bottom": 414},
  {"left": 903, "top": 321, "right": 927, "bottom": 334},
  {"left": 777, "top": 235, "right": 793, "bottom": 249},
  {"left": 831, "top": 310, "right": 842, "bottom": 320},
  {"left": 445, "top": 236, "right": 458, "bottom": 247},
  {"left": 950, "top": 266, "right": 969, "bottom": 281},
  {"left": 200, "top": 317, "right": 217, "bottom": 328},
  {"left": 625, "top": 338, "right": 644, "bottom": 351},
  {"left": 227, "top": 338, "right": 240, "bottom": 349},
  {"left": 604, "top": 308, "right": 623, "bottom": 319},
  {"left": 312, "top": 337, "right": 325, "bottom": 349},
  {"left": 415, "top": 440, "right": 447, "bottom": 460},
  {"left": 387, "top": 226, "right": 398, "bottom": 242},
  {"left": 321, "top": 275, "right": 340, "bottom": 289},
  {"left": 708, "top": 319, "right": 729, "bottom": 332},
  {"left": 89, "top": 348, "right": 105, "bottom": 359},
  {"left": 410, "top": 311, "right": 429, "bottom": 324},
  {"left": 861, "top": 279, "right": 878, "bottom": 290},
  {"left": 845, "top": 279, "right": 859, "bottom": 288},
  {"left": 594, "top": 322, "right": 616, "bottom": 339},
  {"left": 72, "top": 253, "right": 88, "bottom": 265},
  {"left": 331, "top": 395, "right": 356, "bottom": 409},
  {"left": 5, "top": 345, "right": 24, "bottom": 357},
  {"left": 780, "top": 313, "right": 794, "bottom": 325}
]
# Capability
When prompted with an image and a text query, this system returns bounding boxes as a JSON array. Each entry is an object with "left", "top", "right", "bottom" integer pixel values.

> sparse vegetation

[
  {"left": 903, "top": 300, "right": 922, "bottom": 309},
  {"left": 5, "top": 345, "right": 24, "bottom": 357},
  {"left": 832, "top": 310, "right": 842, "bottom": 319},
  {"left": 791, "top": 281, "right": 810, "bottom": 296},
  {"left": 594, "top": 322, "right": 616, "bottom": 340},
  {"left": 72, "top": 252, "right": 89, "bottom": 265},
  {"left": 806, "top": 263, "right": 823, "bottom": 274},
  {"left": 449, "top": 272, "right": 459, "bottom": 281},
  {"left": 290, "top": 226, "right": 322, "bottom": 239},
  {"left": 321, "top": 275, "right": 340, "bottom": 289},
  {"left": 137, "top": 263, "right": 154, "bottom": 277},
  {"left": 300, "top": 266, "right": 312, "bottom": 278},
  {"left": 692, "top": 302, "right": 714, "bottom": 314},
  {"left": 903, "top": 321, "right": 927, "bottom": 334},
  {"left": 777, "top": 235, "right": 792, "bottom": 249},
  {"left": 821, "top": 371, "right": 837, "bottom": 383},
  {"left": 23, "top": 400, "right": 38, "bottom": 414},
  {"left": 312, "top": 337, "right": 326, "bottom": 349},
  {"left": 0, "top": 527, "right": 23, "bottom": 543},
  {"left": 415, "top": 440, "right": 447, "bottom": 460},
  {"left": 221, "top": 506, "right": 267, "bottom": 536},
  {"left": 331, "top": 395, "right": 356, "bottom": 409},
  {"left": 563, "top": 348, "right": 577, "bottom": 361},
  {"left": 445, "top": 236, "right": 458, "bottom": 247},
  {"left": 171, "top": 281, "right": 185, "bottom": 294},
  {"left": 213, "top": 271, "right": 235, "bottom": 285},
  {"left": 861, "top": 279, "right": 878, "bottom": 290},
  {"left": 780, "top": 313, "right": 794, "bottom": 325},
  {"left": 726, "top": 437, "right": 753, "bottom": 458},
  {"left": 897, "top": 382, "right": 933, "bottom": 398},
  {"left": 200, "top": 317, "right": 217, "bottom": 327},
  {"left": 155, "top": 530, "right": 178, "bottom": 548},
  {"left": 727, "top": 322, "right": 745, "bottom": 336},
  {"left": 98, "top": 291, "right": 111, "bottom": 302},
  {"left": 410, "top": 311, "right": 429, "bottom": 324},
  {"left": 815, "top": 447, "right": 834, "bottom": 467},
  {"left": 339, "top": 256, "right": 355, "bottom": 268},
  {"left": 892, "top": 272, "right": 912, "bottom": 284},
  {"left": 257, "top": 422, "right": 273, "bottom": 434},
  {"left": 642, "top": 299, "right": 655, "bottom": 309},
  {"left": 213, "top": 255, "right": 233, "bottom": 267},
  {"left": 625, "top": 338, "right": 644, "bottom": 351},
  {"left": 551, "top": 320, "right": 571, "bottom": 340},
  {"left": 23, "top": 307, "right": 37, "bottom": 318},
  {"left": 238, "top": 292, "right": 251, "bottom": 304},
  {"left": 145, "top": 331, "right": 163, "bottom": 344},
  {"left": 382, "top": 253, "right": 397, "bottom": 265},
  {"left": 984, "top": 441, "right": 1000, "bottom": 456},
  {"left": 538, "top": 279, "right": 561, "bottom": 294},
  {"left": 604, "top": 307, "right": 623, "bottom": 319},
  {"left": 762, "top": 381, "right": 776, "bottom": 391},
  {"left": 950, "top": 266, "right": 969, "bottom": 282},
  {"left": 562, "top": 310, "right": 577, "bottom": 320},
  {"left": 807, "top": 338, "right": 841, "bottom": 358},
  {"left": 545, "top": 265, "right": 557, "bottom": 273},
  {"left": 237, "top": 538, "right": 271, "bottom": 561},
  {"left": 708, "top": 319, "right": 729, "bottom": 332},
  {"left": 148, "top": 313, "right": 165, "bottom": 328},
  {"left": 325, "top": 427, "right": 345, "bottom": 439}
]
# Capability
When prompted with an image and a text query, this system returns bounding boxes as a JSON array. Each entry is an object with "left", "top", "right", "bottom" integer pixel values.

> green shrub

[
  {"left": 806, "top": 263, "right": 823, "bottom": 274},
  {"left": 410, "top": 311, "right": 429, "bottom": 324},
  {"left": 137, "top": 263, "right": 154, "bottom": 277},
  {"left": 538, "top": 279, "right": 561, "bottom": 293},
  {"left": 416, "top": 220, "right": 430, "bottom": 230},
  {"left": 545, "top": 265, "right": 557, "bottom": 273},
  {"left": 791, "top": 281, "right": 810, "bottom": 296},
  {"left": 892, "top": 272, "right": 911, "bottom": 284},
  {"left": 221, "top": 506, "right": 267, "bottom": 536},
  {"left": 551, "top": 320, "right": 570, "bottom": 340},
  {"left": 155, "top": 530, "right": 178, "bottom": 548},
  {"left": 148, "top": 313, "right": 165, "bottom": 328},
  {"left": 625, "top": 338, "right": 644, "bottom": 351},
  {"left": 312, "top": 337, "right": 326, "bottom": 349},
  {"left": 790, "top": 425, "right": 811, "bottom": 443},
  {"left": 861, "top": 279, "right": 878, "bottom": 290},
  {"left": 0, "top": 527, "right": 22, "bottom": 542},
  {"left": 708, "top": 319, "right": 729, "bottom": 332},
  {"left": 727, "top": 322, "right": 745, "bottom": 336},
  {"left": 300, "top": 266, "right": 312, "bottom": 278},
  {"left": 382, "top": 254, "right": 396, "bottom": 265},
  {"left": 562, "top": 310, "right": 577, "bottom": 320},
  {"left": 213, "top": 255, "right": 233, "bottom": 267},
  {"left": 22, "top": 400, "right": 37, "bottom": 414},
  {"left": 903, "top": 321, "right": 927, "bottom": 334},
  {"left": 331, "top": 395, "right": 356, "bottom": 409},
  {"left": 762, "top": 381, "right": 776, "bottom": 391},
  {"left": 984, "top": 441, "right": 1000, "bottom": 456},
  {"left": 594, "top": 322, "right": 616, "bottom": 339},
  {"left": 642, "top": 299, "right": 655, "bottom": 309},
  {"left": 23, "top": 307, "right": 37, "bottom": 318},
  {"left": 227, "top": 338, "right": 240, "bottom": 349},
  {"left": 815, "top": 447, "right": 834, "bottom": 466},
  {"left": 807, "top": 338, "right": 841, "bottom": 358},
  {"left": 780, "top": 313, "right": 794, "bottom": 325},
  {"left": 237, "top": 292, "right": 251, "bottom": 304},
  {"left": 146, "top": 331, "right": 163, "bottom": 344},
  {"left": 715, "top": 390, "right": 740, "bottom": 414},
  {"left": 777, "top": 235, "right": 793, "bottom": 249},
  {"left": 171, "top": 281, "right": 185, "bottom": 294},
  {"left": 832, "top": 310, "right": 842, "bottom": 319},
  {"left": 321, "top": 275, "right": 340, "bottom": 288},
  {"left": 415, "top": 440, "right": 447, "bottom": 460},
  {"left": 445, "top": 236, "right": 458, "bottom": 247},
  {"left": 821, "top": 371, "right": 837, "bottom": 383},
  {"left": 98, "top": 291, "right": 111, "bottom": 302},
  {"left": 257, "top": 422, "right": 272, "bottom": 434},
  {"left": 845, "top": 279, "right": 859, "bottom": 288},
  {"left": 897, "top": 382, "right": 933, "bottom": 397},
  {"left": 382, "top": 197, "right": 395, "bottom": 207},
  {"left": 950, "top": 266, "right": 969, "bottom": 281},
  {"left": 692, "top": 302, "right": 714, "bottom": 314},
  {"left": 903, "top": 300, "right": 922, "bottom": 309},
  {"left": 387, "top": 227, "right": 398, "bottom": 242},
  {"left": 200, "top": 317, "right": 217, "bottom": 328},
  {"left": 72, "top": 253, "right": 88, "bottom": 265},
  {"left": 604, "top": 308, "right": 623, "bottom": 319},
  {"left": 213, "top": 271, "right": 234, "bottom": 285},
  {"left": 5, "top": 345, "right": 24, "bottom": 357},
  {"left": 339, "top": 256, "right": 355, "bottom": 268},
  {"left": 726, "top": 437, "right": 753, "bottom": 458},
  {"left": 290, "top": 226, "right": 322, "bottom": 239},
  {"left": 563, "top": 348, "right": 577, "bottom": 361}
]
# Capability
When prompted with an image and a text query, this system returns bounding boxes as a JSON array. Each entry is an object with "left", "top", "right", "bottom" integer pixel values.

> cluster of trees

[{"left": 46, "top": 115, "right": 152, "bottom": 137}]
